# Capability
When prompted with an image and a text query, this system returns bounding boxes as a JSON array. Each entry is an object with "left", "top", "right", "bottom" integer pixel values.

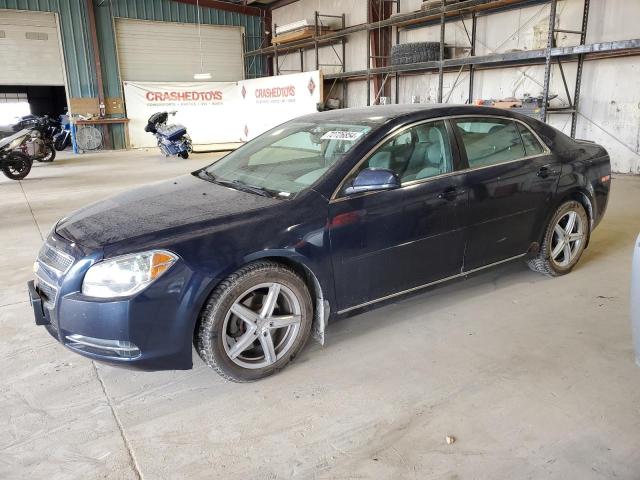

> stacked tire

[{"left": 391, "top": 42, "right": 441, "bottom": 66}]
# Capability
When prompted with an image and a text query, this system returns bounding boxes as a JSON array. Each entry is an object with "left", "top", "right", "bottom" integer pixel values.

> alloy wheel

[
  {"left": 550, "top": 210, "right": 586, "bottom": 268},
  {"left": 222, "top": 282, "right": 302, "bottom": 369}
]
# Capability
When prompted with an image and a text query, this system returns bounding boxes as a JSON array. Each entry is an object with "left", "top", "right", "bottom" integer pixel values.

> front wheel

[
  {"left": 178, "top": 150, "right": 189, "bottom": 159},
  {"left": 196, "top": 261, "right": 313, "bottom": 382},
  {"left": 37, "top": 144, "right": 56, "bottom": 162},
  {"left": 528, "top": 200, "right": 589, "bottom": 276},
  {"left": 2, "top": 152, "right": 33, "bottom": 180}
]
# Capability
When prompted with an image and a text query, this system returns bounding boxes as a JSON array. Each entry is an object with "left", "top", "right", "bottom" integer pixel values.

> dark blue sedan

[{"left": 29, "top": 104, "right": 611, "bottom": 381}]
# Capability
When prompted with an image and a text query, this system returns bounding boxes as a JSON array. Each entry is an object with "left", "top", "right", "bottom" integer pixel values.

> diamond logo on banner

[
  {"left": 241, "top": 85, "right": 247, "bottom": 99},
  {"left": 308, "top": 78, "right": 316, "bottom": 95}
]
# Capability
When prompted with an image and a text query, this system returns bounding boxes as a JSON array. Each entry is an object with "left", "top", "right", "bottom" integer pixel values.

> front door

[
  {"left": 452, "top": 117, "right": 561, "bottom": 270},
  {"left": 328, "top": 120, "right": 468, "bottom": 312}
]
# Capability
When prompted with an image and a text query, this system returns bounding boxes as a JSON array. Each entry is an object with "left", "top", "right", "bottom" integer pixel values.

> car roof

[{"left": 297, "top": 103, "right": 530, "bottom": 125}]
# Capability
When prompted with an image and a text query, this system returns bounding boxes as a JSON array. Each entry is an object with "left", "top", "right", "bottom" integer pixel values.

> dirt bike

[{"left": 0, "top": 130, "right": 33, "bottom": 180}]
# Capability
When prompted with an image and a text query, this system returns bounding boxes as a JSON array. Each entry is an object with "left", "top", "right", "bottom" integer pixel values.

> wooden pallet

[{"left": 272, "top": 26, "right": 333, "bottom": 46}]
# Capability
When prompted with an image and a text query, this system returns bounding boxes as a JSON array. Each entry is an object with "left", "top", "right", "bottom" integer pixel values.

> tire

[
  {"left": 178, "top": 151, "right": 189, "bottom": 159},
  {"left": 391, "top": 42, "right": 441, "bottom": 65},
  {"left": 527, "top": 200, "right": 589, "bottom": 277},
  {"left": 2, "top": 152, "right": 33, "bottom": 180},
  {"left": 37, "top": 144, "right": 56, "bottom": 162},
  {"left": 196, "top": 261, "right": 313, "bottom": 382},
  {"left": 54, "top": 136, "right": 69, "bottom": 151}
]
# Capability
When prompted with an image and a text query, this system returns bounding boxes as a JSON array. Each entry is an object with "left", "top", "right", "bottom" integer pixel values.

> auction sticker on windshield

[{"left": 321, "top": 131, "right": 365, "bottom": 141}]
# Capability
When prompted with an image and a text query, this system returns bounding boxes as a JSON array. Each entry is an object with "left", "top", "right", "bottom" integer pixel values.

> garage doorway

[
  {"left": 0, "top": 10, "right": 69, "bottom": 129},
  {"left": 114, "top": 18, "right": 245, "bottom": 82}
]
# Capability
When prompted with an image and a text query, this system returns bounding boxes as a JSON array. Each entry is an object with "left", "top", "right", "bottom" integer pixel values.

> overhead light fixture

[{"left": 193, "top": 0, "right": 212, "bottom": 81}]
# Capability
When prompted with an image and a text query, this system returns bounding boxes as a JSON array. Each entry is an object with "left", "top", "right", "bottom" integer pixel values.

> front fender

[{"left": 243, "top": 249, "right": 334, "bottom": 345}]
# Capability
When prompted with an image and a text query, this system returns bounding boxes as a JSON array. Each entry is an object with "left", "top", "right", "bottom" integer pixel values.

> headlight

[
  {"left": 82, "top": 250, "right": 178, "bottom": 298},
  {"left": 7, "top": 137, "right": 25, "bottom": 150}
]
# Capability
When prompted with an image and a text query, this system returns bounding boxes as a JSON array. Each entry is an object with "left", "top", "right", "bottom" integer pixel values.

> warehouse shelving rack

[{"left": 244, "top": 0, "right": 640, "bottom": 137}]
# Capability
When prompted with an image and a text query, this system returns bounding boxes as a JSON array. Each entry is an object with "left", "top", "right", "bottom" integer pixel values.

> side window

[
  {"left": 360, "top": 120, "right": 453, "bottom": 183},
  {"left": 454, "top": 118, "right": 526, "bottom": 169},
  {"left": 517, "top": 123, "right": 546, "bottom": 156}
]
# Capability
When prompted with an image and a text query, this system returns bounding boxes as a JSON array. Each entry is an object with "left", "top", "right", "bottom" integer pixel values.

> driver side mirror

[{"left": 343, "top": 168, "right": 400, "bottom": 196}]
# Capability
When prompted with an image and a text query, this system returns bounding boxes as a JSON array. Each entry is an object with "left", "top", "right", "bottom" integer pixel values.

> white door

[
  {"left": 0, "top": 10, "right": 65, "bottom": 86},
  {"left": 115, "top": 18, "right": 244, "bottom": 82}
]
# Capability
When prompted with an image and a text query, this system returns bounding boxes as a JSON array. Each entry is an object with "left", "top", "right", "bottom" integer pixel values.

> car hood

[{"left": 56, "top": 174, "right": 280, "bottom": 250}]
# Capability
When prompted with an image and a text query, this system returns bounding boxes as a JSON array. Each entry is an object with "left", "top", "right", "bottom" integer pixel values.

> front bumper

[
  {"left": 30, "top": 277, "right": 196, "bottom": 370},
  {"left": 29, "top": 233, "right": 204, "bottom": 371}
]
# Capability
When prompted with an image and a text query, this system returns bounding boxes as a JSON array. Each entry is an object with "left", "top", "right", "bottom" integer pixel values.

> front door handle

[{"left": 438, "top": 186, "right": 459, "bottom": 201}]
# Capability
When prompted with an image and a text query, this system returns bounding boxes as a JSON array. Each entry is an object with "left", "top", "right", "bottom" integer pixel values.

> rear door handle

[{"left": 537, "top": 165, "right": 558, "bottom": 178}]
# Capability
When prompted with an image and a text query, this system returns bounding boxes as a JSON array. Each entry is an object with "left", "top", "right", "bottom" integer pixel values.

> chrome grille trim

[
  {"left": 38, "top": 242, "right": 74, "bottom": 275},
  {"left": 35, "top": 273, "right": 58, "bottom": 307}
]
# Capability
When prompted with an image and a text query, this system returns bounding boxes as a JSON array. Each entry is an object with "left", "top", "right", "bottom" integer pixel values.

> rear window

[
  {"left": 455, "top": 118, "right": 526, "bottom": 168},
  {"left": 517, "top": 123, "right": 545, "bottom": 156}
]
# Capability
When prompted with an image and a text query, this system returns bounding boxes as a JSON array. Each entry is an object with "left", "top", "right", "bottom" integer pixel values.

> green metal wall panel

[{"left": 0, "top": 0, "right": 266, "bottom": 149}]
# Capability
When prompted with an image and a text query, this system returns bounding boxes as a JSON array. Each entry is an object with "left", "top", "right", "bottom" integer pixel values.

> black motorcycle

[
  {"left": 53, "top": 115, "right": 71, "bottom": 151},
  {"left": 0, "top": 130, "right": 33, "bottom": 180}
]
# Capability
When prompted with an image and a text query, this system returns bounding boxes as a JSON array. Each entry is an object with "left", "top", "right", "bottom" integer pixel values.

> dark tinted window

[
  {"left": 455, "top": 118, "right": 526, "bottom": 168},
  {"left": 360, "top": 120, "right": 453, "bottom": 183},
  {"left": 517, "top": 123, "right": 545, "bottom": 156}
]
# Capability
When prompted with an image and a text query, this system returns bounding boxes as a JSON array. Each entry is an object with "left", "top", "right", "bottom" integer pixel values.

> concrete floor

[{"left": 1, "top": 149, "right": 639, "bottom": 479}]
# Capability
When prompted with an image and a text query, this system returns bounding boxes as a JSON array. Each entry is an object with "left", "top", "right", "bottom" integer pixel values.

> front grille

[
  {"left": 38, "top": 242, "right": 74, "bottom": 274},
  {"left": 35, "top": 274, "right": 58, "bottom": 307}
]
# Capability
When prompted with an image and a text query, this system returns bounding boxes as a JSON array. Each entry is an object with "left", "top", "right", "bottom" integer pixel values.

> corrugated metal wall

[{"left": 0, "top": 0, "right": 266, "bottom": 149}]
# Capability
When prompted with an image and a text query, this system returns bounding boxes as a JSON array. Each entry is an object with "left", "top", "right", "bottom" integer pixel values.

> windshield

[
  {"left": 0, "top": 129, "right": 29, "bottom": 149},
  {"left": 200, "top": 121, "right": 373, "bottom": 196}
]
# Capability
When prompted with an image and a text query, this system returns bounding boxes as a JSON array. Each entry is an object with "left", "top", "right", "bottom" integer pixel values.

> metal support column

[
  {"left": 540, "top": 0, "right": 558, "bottom": 121},
  {"left": 341, "top": 13, "right": 347, "bottom": 107},
  {"left": 394, "top": 0, "right": 400, "bottom": 104},
  {"left": 273, "top": 23, "right": 279, "bottom": 75},
  {"left": 571, "top": 0, "right": 590, "bottom": 137},
  {"left": 437, "top": 0, "right": 445, "bottom": 103},
  {"left": 314, "top": 11, "right": 320, "bottom": 70},
  {"left": 468, "top": 12, "right": 477, "bottom": 104},
  {"left": 366, "top": 3, "right": 372, "bottom": 106}
]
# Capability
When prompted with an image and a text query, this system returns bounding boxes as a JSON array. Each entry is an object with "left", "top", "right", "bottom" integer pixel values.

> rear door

[{"left": 452, "top": 117, "right": 561, "bottom": 270}]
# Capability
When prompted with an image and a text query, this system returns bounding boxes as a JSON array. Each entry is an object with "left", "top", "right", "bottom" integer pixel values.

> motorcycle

[
  {"left": 11, "top": 114, "right": 39, "bottom": 132},
  {"left": 145, "top": 111, "right": 192, "bottom": 159},
  {"left": 0, "top": 130, "right": 33, "bottom": 180},
  {"left": 12, "top": 115, "right": 57, "bottom": 162},
  {"left": 53, "top": 114, "right": 71, "bottom": 151},
  {"left": 20, "top": 128, "right": 56, "bottom": 163}
]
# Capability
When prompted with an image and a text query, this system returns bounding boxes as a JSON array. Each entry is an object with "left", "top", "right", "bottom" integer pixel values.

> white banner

[
  {"left": 237, "top": 71, "right": 322, "bottom": 141},
  {"left": 123, "top": 81, "right": 238, "bottom": 148},
  {"left": 123, "top": 71, "right": 322, "bottom": 148}
]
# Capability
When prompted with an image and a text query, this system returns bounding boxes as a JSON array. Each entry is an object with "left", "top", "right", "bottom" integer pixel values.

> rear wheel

[
  {"left": 197, "top": 261, "right": 313, "bottom": 382},
  {"left": 178, "top": 151, "right": 189, "bottom": 159},
  {"left": 2, "top": 152, "right": 33, "bottom": 180},
  {"left": 528, "top": 200, "right": 589, "bottom": 276}
]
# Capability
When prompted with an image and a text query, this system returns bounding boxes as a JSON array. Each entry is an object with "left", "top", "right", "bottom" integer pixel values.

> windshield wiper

[
  {"left": 196, "top": 170, "right": 217, "bottom": 182},
  {"left": 196, "top": 170, "right": 282, "bottom": 198},
  {"left": 224, "top": 179, "right": 277, "bottom": 198},
  {"left": 200, "top": 172, "right": 275, "bottom": 198}
]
